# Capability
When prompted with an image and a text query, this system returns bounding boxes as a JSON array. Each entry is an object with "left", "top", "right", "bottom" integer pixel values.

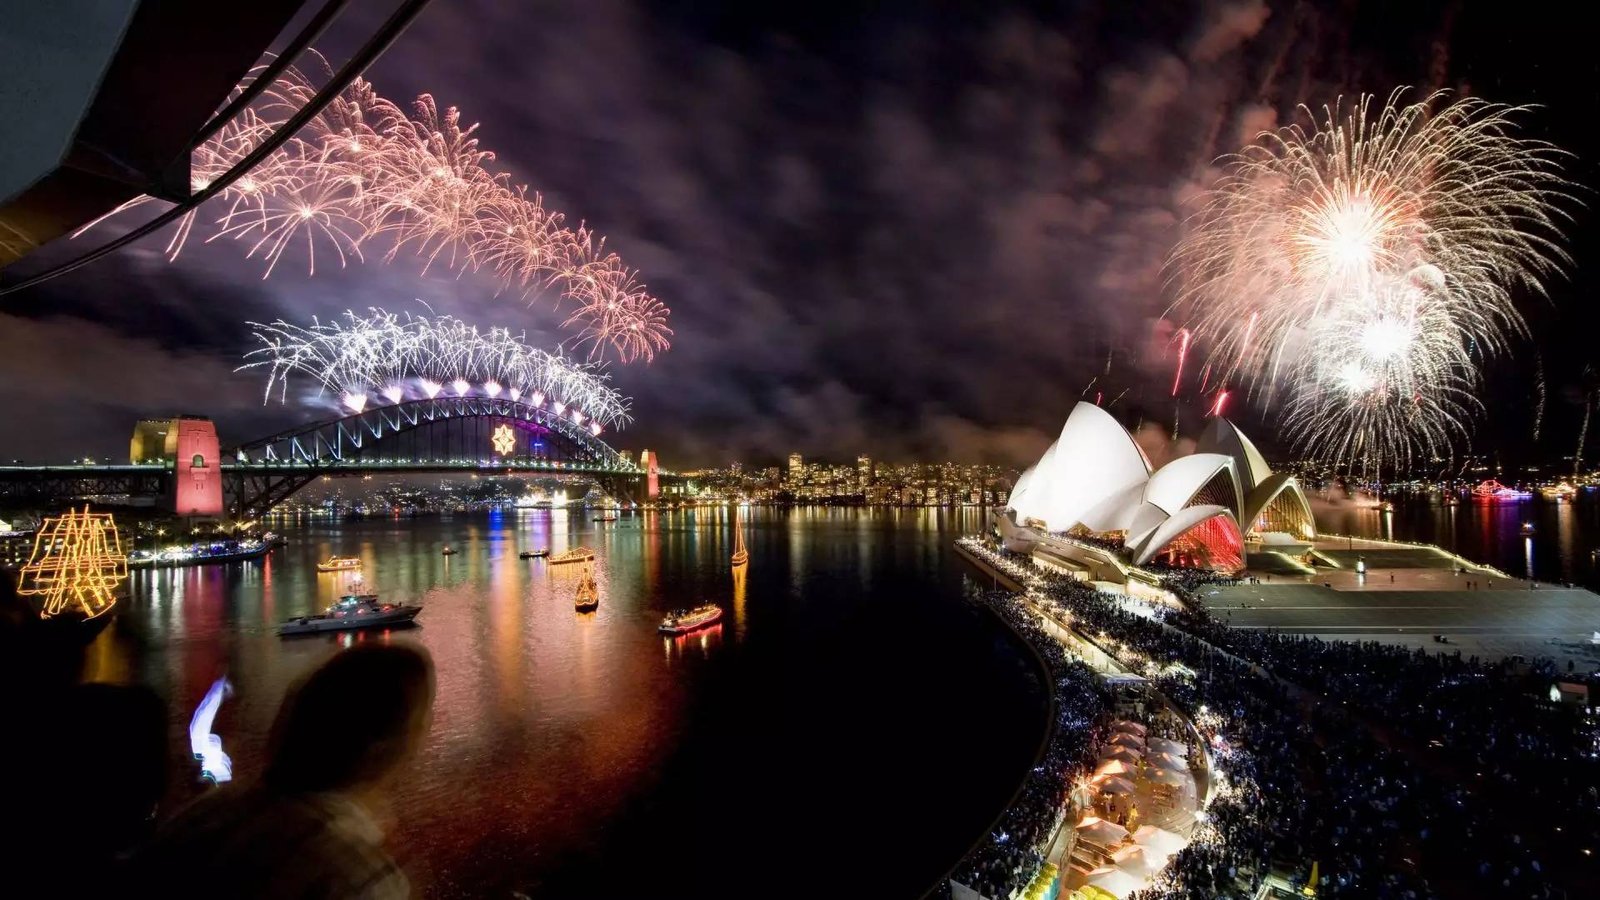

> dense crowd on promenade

[
  {"left": 950, "top": 590, "right": 1111, "bottom": 899},
  {"left": 951, "top": 537, "right": 1596, "bottom": 899}
]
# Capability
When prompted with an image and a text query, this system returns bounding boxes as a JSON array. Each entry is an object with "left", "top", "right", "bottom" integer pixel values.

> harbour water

[
  {"left": 1316, "top": 490, "right": 1600, "bottom": 588},
  {"left": 81, "top": 507, "right": 1047, "bottom": 898}
]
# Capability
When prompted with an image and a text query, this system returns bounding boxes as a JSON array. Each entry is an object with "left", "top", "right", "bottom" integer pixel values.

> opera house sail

[{"left": 1001, "top": 403, "right": 1314, "bottom": 575}]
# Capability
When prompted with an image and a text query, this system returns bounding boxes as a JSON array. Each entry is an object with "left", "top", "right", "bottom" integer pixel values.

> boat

[
  {"left": 594, "top": 512, "right": 618, "bottom": 522},
  {"left": 520, "top": 547, "right": 550, "bottom": 559},
  {"left": 278, "top": 589, "right": 421, "bottom": 636},
  {"left": 1471, "top": 479, "right": 1532, "bottom": 501},
  {"left": 128, "top": 537, "right": 272, "bottom": 569},
  {"left": 574, "top": 565, "right": 599, "bottom": 612},
  {"left": 659, "top": 603, "right": 723, "bottom": 635},
  {"left": 442, "top": 546, "right": 458, "bottom": 556},
  {"left": 1540, "top": 481, "right": 1577, "bottom": 501},
  {"left": 730, "top": 506, "right": 749, "bottom": 567},
  {"left": 15, "top": 505, "right": 126, "bottom": 626},
  {"left": 316, "top": 555, "right": 362, "bottom": 572},
  {"left": 1521, "top": 522, "right": 1537, "bottom": 536},
  {"left": 549, "top": 547, "right": 595, "bottom": 565}
]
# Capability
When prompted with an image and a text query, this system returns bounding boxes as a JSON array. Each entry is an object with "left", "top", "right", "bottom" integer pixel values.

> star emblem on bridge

[{"left": 491, "top": 424, "right": 516, "bottom": 456}]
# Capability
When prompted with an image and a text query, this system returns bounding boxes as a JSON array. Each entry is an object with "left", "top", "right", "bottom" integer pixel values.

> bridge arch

[{"left": 224, "top": 396, "right": 641, "bottom": 515}]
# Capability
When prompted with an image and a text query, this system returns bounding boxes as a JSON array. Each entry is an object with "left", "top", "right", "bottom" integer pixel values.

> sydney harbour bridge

[{"left": 0, "top": 394, "right": 688, "bottom": 517}]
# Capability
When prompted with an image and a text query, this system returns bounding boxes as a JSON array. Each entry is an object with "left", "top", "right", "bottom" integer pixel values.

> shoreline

[{"left": 921, "top": 545, "right": 1059, "bottom": 898}]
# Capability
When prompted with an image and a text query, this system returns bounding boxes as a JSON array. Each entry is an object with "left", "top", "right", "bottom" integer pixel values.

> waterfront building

[{"left": 1003, "top": 402, "right": 1315, "bottom": 573}]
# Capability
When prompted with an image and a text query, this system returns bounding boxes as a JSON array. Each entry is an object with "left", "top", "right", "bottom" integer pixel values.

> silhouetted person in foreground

[{"left": 138, "top": 644, "right": 435, "bottom": 899}]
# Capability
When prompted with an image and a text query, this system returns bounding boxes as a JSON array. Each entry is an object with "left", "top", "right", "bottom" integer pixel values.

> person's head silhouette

[{"left": 266, "top": 643, "right": 435, "bottom": 796}]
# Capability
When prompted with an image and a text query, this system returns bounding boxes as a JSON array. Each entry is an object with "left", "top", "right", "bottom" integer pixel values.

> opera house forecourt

[{"left": 997, "top": 402, "right": 1316, "bottom": 576}]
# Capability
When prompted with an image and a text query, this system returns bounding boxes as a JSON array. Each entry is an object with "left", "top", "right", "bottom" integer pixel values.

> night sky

[{"left": 5, "top": 0, "right": 1600, "bottom": 472}]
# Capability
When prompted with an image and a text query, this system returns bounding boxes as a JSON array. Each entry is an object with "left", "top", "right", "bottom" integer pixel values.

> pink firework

[
  {"left": 1171, "top": 328, "right": 1190, "bottom": 397},
  {"left": 75, "top": 51, "right": 671, "bottom": 365}
]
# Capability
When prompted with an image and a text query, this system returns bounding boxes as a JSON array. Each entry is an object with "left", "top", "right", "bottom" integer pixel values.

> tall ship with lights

[
  {"left": 730, "top": 506, "right": 749, "bottom": 567},
  {"left": 15, "top": 506, "right": 127, "bottom": 630}
]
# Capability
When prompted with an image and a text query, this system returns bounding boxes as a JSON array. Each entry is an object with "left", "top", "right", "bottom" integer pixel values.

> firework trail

[
  {"left": 1170, "top": 89, "right": 1574, "bottom": 470},
  {"left": 240, "top": 308, "right": 632, "bottom": 431},
  {"left": 1533, "top": 357, "right": 1547, "bottom": 442},
  {"left": 1171, "top": 328, "right": 1190, "bottom": 397},
  {"left": 79, "top": 54, "right": 669, "bottom": 365}
]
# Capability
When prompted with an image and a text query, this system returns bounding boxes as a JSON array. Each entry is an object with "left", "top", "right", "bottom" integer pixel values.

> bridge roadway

[{"left": 0, "top": 459, "right": 685, "bottom": 515}]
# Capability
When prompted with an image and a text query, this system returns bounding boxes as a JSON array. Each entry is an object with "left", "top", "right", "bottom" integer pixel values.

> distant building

[
  {"left": 788, "top": 453, "right": 804, "bottom": 482},
  {"left": 127, "top": 415, "right": 223, "bottom": 516},
  {"left": 856, "top": 455, "right": 873, "bottom": 490}
]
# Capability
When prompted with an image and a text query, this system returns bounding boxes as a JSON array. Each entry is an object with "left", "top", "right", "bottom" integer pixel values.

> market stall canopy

[
  {"left": 1109, "top": 732, "right": 1145, "bottom": 749},
  {"left": 1094, "top": 759, "right": 1136, "bottom": 778},
  {"left": 1132, "top": 825, "right": 1189, "bottom": 858},
  {"left": 1099, "top": 747, "right": 1143, "bottom": 765},
  {"left": 1094, "top": 775, "right": 1137, "bottom": 796},
  {"left": 1111, "top": 720, "right": 1148, "bottom": 736},
  {"left": 1148, "top": 737, "right": 1188, "bottom": 757},
  {"left": 1110, "top": 845, "right": 1161, "bottom": 878},
  {"left": 1146, "top": 751, "right": 1188, "bottom": 771},
  {"left": 1147, "top": 766, "right": 1194, "bottom": 787},
  {"left": 1076, "top": 815, "right": 1131, "bottom": 847}
]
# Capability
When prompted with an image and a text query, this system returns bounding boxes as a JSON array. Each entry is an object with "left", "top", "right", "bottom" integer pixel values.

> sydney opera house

[{"left": 998, "top": 403, "right": 1315, "bottom": 576}]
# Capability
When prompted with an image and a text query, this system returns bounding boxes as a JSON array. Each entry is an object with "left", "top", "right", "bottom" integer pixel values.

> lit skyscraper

[
  {"left": 857, "top": 455, "right": 873, "bottom": 489},
  {"left": 788, "top": 453, "right": 803, "bottom": 481}
]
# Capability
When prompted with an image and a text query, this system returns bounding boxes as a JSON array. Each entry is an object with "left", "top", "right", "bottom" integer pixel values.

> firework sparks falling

[
  {"left": 1171, "top": 328, "right": 1190, "bottom": 397},
  {"left": 78, "top": 54, "right": 668, "bottom": 365},
  {"left": 240, "top": 308, "right": 632, "bottom": 429},
  {"left": 1170, "top": 89, "right": 1574, "bottom": 469}
]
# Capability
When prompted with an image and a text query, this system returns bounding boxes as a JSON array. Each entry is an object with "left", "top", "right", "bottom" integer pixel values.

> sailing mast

[{"left": 730, "top": 505, "right": 749, "bottom": 567}]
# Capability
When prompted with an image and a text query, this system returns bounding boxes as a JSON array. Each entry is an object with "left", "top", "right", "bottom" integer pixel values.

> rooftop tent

[{"left": 1076, "top": 815, "right": 1131, "bottom": 847}]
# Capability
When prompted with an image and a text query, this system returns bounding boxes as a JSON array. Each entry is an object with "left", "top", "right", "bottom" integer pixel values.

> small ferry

[
  {"left": 278, "top": 586, "right": 421, "bottom": 636},
  {"left": 659, "top": 604, "right": 723, "bottom": 635},
  {"left": 575, "top": 566, "right": 599, "bottom": 612},
  {"left": 549, "top": 547, "right": 596, "bottom": 565},
  {"left": 594, "top": 512, "right": 619, "bottom": 522},
  {"left": 441, "top": 546, "right": 458, "bottom": 556},
  {"left": 316, "top": 556, "right": 362, "bottom": 572},
  {"left": 129, "top": 537, "right": 272, "bottom": 569},
  {"left": 520, "top": 547, "right": 550, "bottom": 560}
]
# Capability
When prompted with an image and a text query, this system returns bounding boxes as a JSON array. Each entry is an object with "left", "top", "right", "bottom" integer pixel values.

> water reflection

[{"left": 79, "top": 505, "right": 1041, "bottom": 898}]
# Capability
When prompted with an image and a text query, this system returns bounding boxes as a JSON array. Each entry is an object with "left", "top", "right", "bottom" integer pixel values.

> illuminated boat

[
  {"left": 315, "top": 555, "right": 362, "bottom": 572},
  {"left": 659, "top": 603, "right": 723, "bottom": 635},
  {"left": 549, "top": 547, "right": 596, "bottom": 565},
  {"left": 128, "top": 537, "right": 271, "bottom": 569},
  {"left": 1471, "top": 479, "right": 1531, "bottom": 501},
  {"left": 15, "top": 505, "right": 126, "bottom": 624},
  {"left": 1540, "top": 481, "right": 1577, "bottom": 501},
  {"left": 520, "top": 547, "right": 550, "bottom": 559},
  {"left": 575, "top": 566, "right": 599, "bottom": 612},
  {"left": 594, "top": 513, "right": 618, "bottom": 522},
  {"left": 730, "top": 506, "right": 749, "bottom": 567},
  {"left": 278, "top": 588, "right": 420, "bottom": 636},
  {"left": 441, "top": 546, "right": 458, "bottom": 556}
]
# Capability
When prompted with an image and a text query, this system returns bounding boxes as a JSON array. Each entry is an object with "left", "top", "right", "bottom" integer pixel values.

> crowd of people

[
  {"left": 948, "top": 585, "right": 1111, "bottom": 899},
  {"left": 949, "top": 536, "right": 1598, "bottom": 899}
]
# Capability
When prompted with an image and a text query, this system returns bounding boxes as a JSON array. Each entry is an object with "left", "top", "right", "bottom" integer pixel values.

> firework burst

[
  {"left": 241, "top": 308, "right": 631, "bottom": 430},
  {"left": 1170, "top": 89, "right": 1575, "bottom": 469},
  {"left": 80, "top": 54, "right": 669, "bottom": 364}
]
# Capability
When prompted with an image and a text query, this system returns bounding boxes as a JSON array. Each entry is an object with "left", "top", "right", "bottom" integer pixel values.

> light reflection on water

[
  {"left": 81, "top": 506, "right": 1043, "bottom": 898},
  {"left": 1317, "top": 491, "right": 1600, "bottom": 586}
]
